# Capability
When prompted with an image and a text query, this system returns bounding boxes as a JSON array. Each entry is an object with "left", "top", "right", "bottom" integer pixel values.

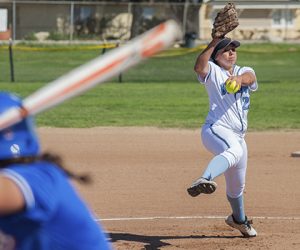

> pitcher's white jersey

[{"left": 198, "top": 61, "right": 258, "bottom": 135}]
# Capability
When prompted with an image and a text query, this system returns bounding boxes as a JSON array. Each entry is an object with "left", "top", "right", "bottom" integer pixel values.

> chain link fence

[
  {"left": 1, "top": 1, "right": 300, "bottom": 83},
  {"left": 1, "top": 1, "right": 300, "bottom": 43},
  {"left": 0, "top": 1, "right": 200, "bottom": 43}
]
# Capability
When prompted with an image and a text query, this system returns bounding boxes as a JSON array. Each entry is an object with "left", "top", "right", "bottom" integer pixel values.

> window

[
  {"left": 0, "top": 9, "right": 8, "bottom": 32},
  {"left": 272, "top": 9, "right": 294, "bottom": 27}
]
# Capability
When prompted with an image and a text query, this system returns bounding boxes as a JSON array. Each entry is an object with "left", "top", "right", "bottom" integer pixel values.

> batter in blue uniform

[
  {"left": 187, "top": 37, "right": 258, "bottom": 237},
  {"left": 0, "top": 92, "right": 111, "bottom": 249}
]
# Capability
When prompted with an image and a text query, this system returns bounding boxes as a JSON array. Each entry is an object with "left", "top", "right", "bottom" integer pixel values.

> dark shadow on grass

[{"left": 109, "top": 232, "right": 243, "bottom": 250}]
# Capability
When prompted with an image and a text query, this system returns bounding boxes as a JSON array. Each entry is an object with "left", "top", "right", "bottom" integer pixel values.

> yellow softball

[{"left": 225, "top": 79, "right": 240, "bottom": 94}]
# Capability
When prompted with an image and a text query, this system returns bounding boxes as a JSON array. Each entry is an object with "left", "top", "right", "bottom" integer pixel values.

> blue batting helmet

[{"left": 0, "top": 92, "right": 40, "bottom": 160}]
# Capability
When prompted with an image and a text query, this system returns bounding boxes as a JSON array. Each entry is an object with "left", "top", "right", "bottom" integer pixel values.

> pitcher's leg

[
  {"left": 225, "top": 139, "right": 247, "bottom": 222},
  {"left": 201, "top": 124, "right": 243, "bottom": 180},
  {"left": 224, "top": 140, "right": 257, "bottom": 237},
  {"left": 187, "top": 125, "right": 242, "bottom": 197},
  {"left": 227, "top": 194, "right": 245, "bottom": 222}
]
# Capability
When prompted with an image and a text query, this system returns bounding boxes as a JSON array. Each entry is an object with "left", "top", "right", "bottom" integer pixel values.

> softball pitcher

[{"left": 187, "top": 36, "right": 258, "bottom": 237}]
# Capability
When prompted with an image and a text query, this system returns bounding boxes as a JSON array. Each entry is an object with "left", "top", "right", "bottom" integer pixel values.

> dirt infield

[{"left": 39, "top": 127, "right": 300, "bottom": 250}]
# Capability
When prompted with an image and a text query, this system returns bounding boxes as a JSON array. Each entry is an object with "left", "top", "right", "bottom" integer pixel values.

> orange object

[{"left": 0, "top": 29, "right": 11, "bottom": 40}]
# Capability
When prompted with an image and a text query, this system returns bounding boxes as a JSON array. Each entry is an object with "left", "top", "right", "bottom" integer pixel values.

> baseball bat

[{"left": 0, "top": 20, "right": 182, "bottom": 131}]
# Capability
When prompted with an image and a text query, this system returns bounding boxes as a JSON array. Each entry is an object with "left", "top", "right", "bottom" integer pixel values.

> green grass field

[{"left": 0, "top": 43, "right": 299, "bottom": 130}]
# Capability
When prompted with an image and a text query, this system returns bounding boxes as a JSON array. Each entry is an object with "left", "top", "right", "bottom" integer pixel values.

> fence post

[
  {"left": 12, "top": 0, "right": 16, "bottom": 41},
  {"left": 101, "top": 44, "right": 106, "bottom": 55},
  {"left": 182, "top": 0, "right": 189, "bottom": 38},
  {"left": 9, "top": 38, "right": 15, "bottom": 82},
  {"left": 70, "top": 2, "right": 74, "bottom": 41},
  {"left": 101, "top": 43, "right": 122, "bottom": 83},
  {"left": 117, "top": 43, "right": 122, "bottom": 83}
]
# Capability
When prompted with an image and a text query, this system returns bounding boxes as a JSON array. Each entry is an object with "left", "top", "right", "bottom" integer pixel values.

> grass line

[{"left": 0, "top": 81, "right": 299, "bottom": 130}]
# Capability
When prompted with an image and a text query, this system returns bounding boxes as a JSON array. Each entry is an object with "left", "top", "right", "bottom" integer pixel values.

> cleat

[
  {"left": 225, "top": 215, "right": 257, "bottom": 237},
  {"left": 187, "top": 177, "right": 217, "bottom": 197}
]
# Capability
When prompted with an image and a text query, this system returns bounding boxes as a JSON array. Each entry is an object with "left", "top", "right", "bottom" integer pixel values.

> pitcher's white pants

[{"left": 201, "top": 123, "right": 248, "bottom": 198}]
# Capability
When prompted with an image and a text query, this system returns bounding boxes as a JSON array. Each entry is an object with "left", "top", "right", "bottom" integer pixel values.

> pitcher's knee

[{"left": 221, "top": 145, "right": 243, "bottom": 167}]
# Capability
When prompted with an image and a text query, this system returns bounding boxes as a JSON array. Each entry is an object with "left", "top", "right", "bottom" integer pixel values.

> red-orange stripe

[
  {"left": 145, "top": 23, "right": 166, "bottom": 42},
  {"left": 141, "top": 41, "right": 164, "bottom": 58}
]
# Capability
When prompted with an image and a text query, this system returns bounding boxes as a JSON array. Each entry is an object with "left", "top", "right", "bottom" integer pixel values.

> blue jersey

[{"left": 0, "top": 162, "right": 110, "bottom": 250}]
